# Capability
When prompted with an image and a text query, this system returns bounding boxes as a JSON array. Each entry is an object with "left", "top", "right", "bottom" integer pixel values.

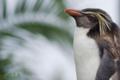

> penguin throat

[{"left": 73, "top": 27, "right": 100, "bottom": 80}]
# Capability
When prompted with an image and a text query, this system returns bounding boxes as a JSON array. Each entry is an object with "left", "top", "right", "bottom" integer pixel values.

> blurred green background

[{"left": 0, "top": 0, "right": 76, "bottom": 80}]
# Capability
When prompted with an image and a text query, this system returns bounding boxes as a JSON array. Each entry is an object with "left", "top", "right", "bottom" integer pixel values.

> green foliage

[
  {"left": 32, "top": 0, "right": 43, "bottom": 12},
  {"left": 16, "top": 22, "right": 72, "bottom": 44},
  {"left": 0, "top": 55, "right": 12, "bottom": 80},
  {"left": 0, "top": 0, "right": 73, "bottom": 80},
  {"left": 15, "top": 0, "right": 27, "bottom": 14},
  {"left": 2, "top": 0, "right": 7, "bottom": 18}
]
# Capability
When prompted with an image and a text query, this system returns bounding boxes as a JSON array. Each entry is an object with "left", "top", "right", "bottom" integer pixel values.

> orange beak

[{"left": 64, "top": 8, "right": 81, "bottom": 16}]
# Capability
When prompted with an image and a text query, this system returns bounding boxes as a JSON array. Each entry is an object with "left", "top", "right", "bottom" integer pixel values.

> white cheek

[{"left": 73, "top": 27, "right": 100, "bottom": 80}]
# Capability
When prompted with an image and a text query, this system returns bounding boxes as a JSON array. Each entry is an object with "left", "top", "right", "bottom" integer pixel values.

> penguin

[{"left": 64, "top": 8, "right": 120, "bottom": 80}]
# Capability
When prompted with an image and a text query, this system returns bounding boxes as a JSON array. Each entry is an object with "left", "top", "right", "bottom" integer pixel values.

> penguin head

[{"left": 65, "top": 8, "right": 113, "bottom": 33}]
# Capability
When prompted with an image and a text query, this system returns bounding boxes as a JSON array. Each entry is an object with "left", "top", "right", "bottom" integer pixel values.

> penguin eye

[{"left": 87, "top": 15, "right": 97, "bottom": 22}]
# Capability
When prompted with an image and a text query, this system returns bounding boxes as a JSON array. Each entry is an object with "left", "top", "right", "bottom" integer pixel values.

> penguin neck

[
  {"left": 74, "top": 27, "right": 90, "bottom": 37},
  {"left": 73, "top": 27, "right": 100, "bottom": 80}
]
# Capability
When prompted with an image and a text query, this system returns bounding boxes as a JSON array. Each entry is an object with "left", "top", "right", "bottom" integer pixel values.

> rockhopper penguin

[{"left": 65, "top": 8, "right": 120, "bottom": 80}]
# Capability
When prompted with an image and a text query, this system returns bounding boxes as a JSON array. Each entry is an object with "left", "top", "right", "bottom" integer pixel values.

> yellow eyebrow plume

[{"left": 83, "top": 11, "right": 111, "bottom": 35}]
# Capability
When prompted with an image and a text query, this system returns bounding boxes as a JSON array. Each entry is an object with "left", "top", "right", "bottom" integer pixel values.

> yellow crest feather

[{"left": 83, "top": 12, "right": 111, "bottom": 35}]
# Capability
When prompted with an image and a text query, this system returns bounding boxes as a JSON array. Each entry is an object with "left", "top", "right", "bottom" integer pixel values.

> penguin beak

[{"left": 64, "top": 8, "right": 81, "bottom": 17}]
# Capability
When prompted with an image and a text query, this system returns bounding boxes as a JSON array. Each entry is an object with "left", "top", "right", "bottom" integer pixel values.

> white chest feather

[{"left": 73, "top": 27, "right": 100, "bottom": 80}]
